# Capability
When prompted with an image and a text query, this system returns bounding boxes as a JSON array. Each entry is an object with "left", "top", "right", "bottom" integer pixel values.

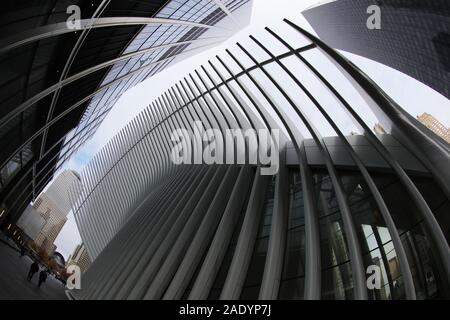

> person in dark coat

[
  {"left": 27, "top": 262, "right": 39, "bottom": 281},
  {"left": 37, "top": 270, "right": 48, "bottom": 288}
]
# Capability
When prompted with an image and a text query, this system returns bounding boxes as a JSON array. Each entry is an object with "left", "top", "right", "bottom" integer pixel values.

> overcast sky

[{"left": 55, "top": 0, "right": 450, "bottom": 259}]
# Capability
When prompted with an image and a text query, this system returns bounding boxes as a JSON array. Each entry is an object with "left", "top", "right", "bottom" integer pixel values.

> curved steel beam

[
  {"left": 211, "top": 0, "right": 234, "bottom": 17},
  {"left": 0, "top": 38, "right": 222, "bottom": 130},
  {"left": 0, "top": 38, "right": 224, "bottom": 162},
  {"left": 284, "top": 18, "right": 450, "bottom": 292},
  {"left": 0, "top": 17, "right": 221, "bottom": 55},
  {"left": 283, "top": 19, "right": 450, "bottom": 199},
  {"left": 39, "top": 0, "right": 112, "bottom": 157},
  {"left": 255, "top": 30, "right": 416, "bottom": 299}
]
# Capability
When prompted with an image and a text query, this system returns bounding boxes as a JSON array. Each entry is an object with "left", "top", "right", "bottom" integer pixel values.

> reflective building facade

[
  {"left": 70, "top": 18, "right": 450, "bottom": 300},
  {"left": 57, "top": 0, "right": 252, "bottom": 166},
  {"left": 0, "top": 0, "right": 251, "bottom": 226},
  {"left": 302, "top": 0, "right": 450, "bottom": 100}
]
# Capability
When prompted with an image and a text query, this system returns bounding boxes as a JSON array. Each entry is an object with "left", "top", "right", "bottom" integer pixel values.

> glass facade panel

[{"left": 57, "top": 0, "right": 250, "bottom": 168}]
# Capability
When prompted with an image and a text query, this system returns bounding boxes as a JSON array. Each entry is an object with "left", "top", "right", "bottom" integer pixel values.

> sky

[{"left": 54, "top": 0, "right": 450, "bottom": 259}]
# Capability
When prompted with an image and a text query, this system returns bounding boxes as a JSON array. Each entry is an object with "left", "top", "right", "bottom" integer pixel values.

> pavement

[{"left": 0, "top": 237, "right": 67, "bottom": 300}]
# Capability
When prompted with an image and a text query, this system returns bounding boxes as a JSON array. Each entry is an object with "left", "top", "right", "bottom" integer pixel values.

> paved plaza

[{"left": 0, "top": 237, "right": 67, "bottom": 300}]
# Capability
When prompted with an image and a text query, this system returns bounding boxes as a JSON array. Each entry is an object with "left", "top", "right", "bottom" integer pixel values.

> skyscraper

[
  {"left": 32, "top": 193, "right": 67, "bottom": 255},
  {"left": 0, "top": 0, "right": 253, "bottom": 228},
  {"left": 44, "top": 170, "right": 82, "bottom": 214},
  {"left": 67, "top": 243, "right": 91, "bottom": 274},
  {"left": 302, "top": 0, "right": 450, "bottom": 100},
  {"left": 373, "top": 123, "right": 387, "bottom": 135},
  {"left": 31, "top": 170, "right": 81, "bottom": 255},
  {"left": 56, "top": 0, "right": 253, "bottom": 167},
  {"left": 417, "top": 113, "right": 450, "bottom": 144},
  {"left": 16, "top": 204, "right": 45, "bottom": 241}
]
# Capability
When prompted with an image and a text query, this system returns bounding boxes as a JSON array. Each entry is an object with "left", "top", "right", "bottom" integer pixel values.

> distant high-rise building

[
  {"left": 31, "top": 170, "right": 81, "bottom": 255},
  {"left": 16, "top": 204, "right": 45, "bottom": 241},
  {"left": 67, "top": 243, "right": 91, "bottom": 274},
  {"left": 0, "top": 0, "right": 253, "bottom": 228},
  {"left": 373, "top": 123, "right": 387, "bottom": 135},
  {"left": 33, "top": 193, "right": 67, "bottom": 255},
  {"left": 417, "top": 113, "right": 450, "bottom": 143},
  {"left": 303, "top": 0, "right": 450, "bottom": 100},
  {"left": 44, "top": 170, "right": 81, "bottom": 214}
]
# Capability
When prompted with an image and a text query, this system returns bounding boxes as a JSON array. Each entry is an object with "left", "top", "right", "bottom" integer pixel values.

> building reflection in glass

[{"left": 273, "top": 168, "right": 448, "bottom": 300}]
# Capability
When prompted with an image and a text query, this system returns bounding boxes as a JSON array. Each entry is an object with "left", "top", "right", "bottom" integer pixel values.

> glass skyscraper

[
  {"left": 0, "top": 0, "right": 252, "bottom": 226},
  {"left": 57, "top": 0, "right": 252, "bottom": 166},
  {"left": 302, "top": 0, "right": 450, "bottom": 100}
]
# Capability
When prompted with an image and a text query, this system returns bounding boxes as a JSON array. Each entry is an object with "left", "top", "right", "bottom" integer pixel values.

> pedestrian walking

[
  {"left": 27, "top": 262, "right": 39, "bottom": 281},
  {"left": 37, "top": 270, "right": 48, "bottom": 288}
]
